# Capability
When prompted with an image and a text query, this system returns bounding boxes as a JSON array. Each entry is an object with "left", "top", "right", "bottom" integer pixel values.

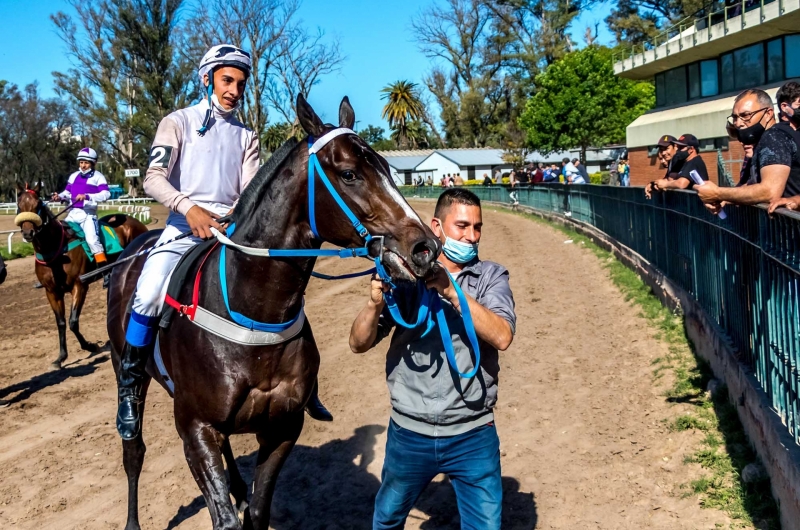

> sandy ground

[{"left": 0, "top": 201, "right": 736, "bottom": 529}]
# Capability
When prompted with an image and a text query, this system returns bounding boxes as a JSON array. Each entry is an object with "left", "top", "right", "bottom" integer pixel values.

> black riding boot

[
  {"left": 116, "top": 341, "right": 152, "bottom": 440},
  {"left": 305, "top": 380, "right": 333, "bottom": 422}
]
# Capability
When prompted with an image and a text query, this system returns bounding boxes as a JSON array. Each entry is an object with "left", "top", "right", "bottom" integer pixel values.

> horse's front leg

[
  {"left": 177, "top": 417, "right": 241, "bottom": 530},
  {"left": 45, "top": 289, "right": 68, "bottom": 369},
  {"left": 68, "top": 281, "right": 99, "bottom": 353},
  {"left": 122, "top": 377, "right": 151, "bottom": 530},
  {"left": 245, "top": 411, "right": 304, "bottom": 530}
]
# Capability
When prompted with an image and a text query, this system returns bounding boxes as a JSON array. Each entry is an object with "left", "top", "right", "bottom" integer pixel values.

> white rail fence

[{"left": 1, "top": 200, "right": 151, "bottom": 255}]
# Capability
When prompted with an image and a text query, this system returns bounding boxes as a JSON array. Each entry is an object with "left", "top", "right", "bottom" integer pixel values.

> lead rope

[{"left": 213, "top": 127, "right": 482, "bottom": 378}]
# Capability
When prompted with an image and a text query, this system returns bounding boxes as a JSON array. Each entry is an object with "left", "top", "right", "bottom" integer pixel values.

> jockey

[
  {"left": 116, "top": 44, "right": 331, "bottom": 441},
  {"left": 51, "top": 148, "right": 111, "bottom": 269}
]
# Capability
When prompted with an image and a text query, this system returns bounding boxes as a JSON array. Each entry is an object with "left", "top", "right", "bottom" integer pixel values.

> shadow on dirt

[
  {"left": 0, "top": 351, "right": 109, "bottom": 406},
  {"left": 166, "top": 424, "right": 537, "bottom": 529}
]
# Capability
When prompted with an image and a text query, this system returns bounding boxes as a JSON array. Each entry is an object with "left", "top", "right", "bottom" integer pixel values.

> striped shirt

[{"left": 58, "top": 171, "right": 110, "bottom": 213}]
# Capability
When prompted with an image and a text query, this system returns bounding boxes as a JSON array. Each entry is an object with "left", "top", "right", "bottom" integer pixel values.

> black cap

[
  {"left": 656, "top": 135, "right": 679, "bottom": 148},
  {"left": 678, "top": 134, "right": 699, "bottom": 148}
]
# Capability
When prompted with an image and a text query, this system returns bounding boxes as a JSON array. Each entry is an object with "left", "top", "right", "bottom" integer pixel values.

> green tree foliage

[
  {"left": 0, "top": 81, "right": 81, "bottom": 201},
  {"left": 357, "top": 125, "right": 394, "bottom": 151},
  {"left": 413, "top": 0, "right": 596, "bottom": 149},
  {"left": 51, "top": 0, "right": 199, "bottom": 179},
  {"left": 381, "top": 81, "right": 426, "bottom": 149},
  {"left": 605, "top": 0, "right": 705, "bottom": 45},
  {"left": 518, "top": 45, "right": 654, "bottom": 159},
  {"left": 262, "top": 122, "right": 292, "bottom": 155}
]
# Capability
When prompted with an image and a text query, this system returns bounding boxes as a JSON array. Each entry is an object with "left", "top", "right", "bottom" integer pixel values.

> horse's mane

[{"left": 234, "top": 136, "right": 301, "bottom": 221}]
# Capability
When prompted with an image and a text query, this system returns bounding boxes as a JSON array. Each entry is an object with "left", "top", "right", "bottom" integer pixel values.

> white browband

[{"left": 309, "top": 128, "right": 356, "bottom": 154}]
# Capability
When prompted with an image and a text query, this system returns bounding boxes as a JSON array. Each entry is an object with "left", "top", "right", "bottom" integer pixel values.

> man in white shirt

[{"left": 116, "top": 45, "right": 261, "bottom": 440}]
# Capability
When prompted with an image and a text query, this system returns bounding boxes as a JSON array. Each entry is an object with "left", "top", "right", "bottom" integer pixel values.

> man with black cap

[{"left": 646, "top": 134, "right": 707, "bottom": 198}]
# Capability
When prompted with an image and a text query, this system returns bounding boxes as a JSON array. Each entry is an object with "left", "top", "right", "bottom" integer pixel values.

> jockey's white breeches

[
  {"left": 65, "top": 209, "right": 103, "bottom": 255},
  {"left": 131, "top": 222, "right": 203, "bottom": 318}
]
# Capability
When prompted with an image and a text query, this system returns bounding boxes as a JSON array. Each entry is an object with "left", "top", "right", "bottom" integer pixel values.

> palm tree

[
  {"left": 381, "top": 81, "right": 424, "bottom": 149},
  {"left": 390, "top": 120, "right": 429, "bottom": 149}
]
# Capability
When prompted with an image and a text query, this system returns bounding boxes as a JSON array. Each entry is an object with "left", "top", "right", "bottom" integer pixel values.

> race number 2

[{"left": 149, "top": 146, "right": 173, "bottom": 168}]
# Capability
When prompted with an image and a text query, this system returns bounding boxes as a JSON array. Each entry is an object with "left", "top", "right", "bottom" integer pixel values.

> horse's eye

[{"left": 341, "top": 170, "right": 357, "bottom": 183}]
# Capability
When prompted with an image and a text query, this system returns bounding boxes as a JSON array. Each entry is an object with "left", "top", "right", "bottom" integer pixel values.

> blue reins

[{"left": 217, "top": 130, "right": 481, "bottom": 378}]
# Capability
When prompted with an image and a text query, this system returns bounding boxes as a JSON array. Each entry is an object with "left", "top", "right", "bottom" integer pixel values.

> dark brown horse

[
  {"left": 0, "top": 254, "right": 6, "bottom": 285},
  {"left": 15, "top": 183, "right": 148, "bottom": 368},
  {"left": 106, "top": 95, "right": 439, "bottom": 530}
]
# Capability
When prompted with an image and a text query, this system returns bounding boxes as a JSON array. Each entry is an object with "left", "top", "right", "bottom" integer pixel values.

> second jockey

[
  {"left": 116, "top": 44, "right": 332, "bottom": 441},
  {"left": 52, "top": 148, "right": 111, "bottom": 269}
]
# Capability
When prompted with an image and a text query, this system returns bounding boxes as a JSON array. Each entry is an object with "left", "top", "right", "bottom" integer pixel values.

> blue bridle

[{"left": 217, "top": 128, "right": 482, "bottom": 378}]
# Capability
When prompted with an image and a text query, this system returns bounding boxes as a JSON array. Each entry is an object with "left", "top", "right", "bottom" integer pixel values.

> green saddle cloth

[{"left": 65, "top": 220, "right": 124, "bottom": 260}]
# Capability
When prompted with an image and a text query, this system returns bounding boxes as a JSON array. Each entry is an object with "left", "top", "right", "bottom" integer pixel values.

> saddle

[{"left": 65, "top": 218, "right": 125, "bottom": 259}]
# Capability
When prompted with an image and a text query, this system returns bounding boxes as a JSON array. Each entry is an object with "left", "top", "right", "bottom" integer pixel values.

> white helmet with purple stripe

[{"left": 76, "top": 147, "right": 98, "bottom": 163}]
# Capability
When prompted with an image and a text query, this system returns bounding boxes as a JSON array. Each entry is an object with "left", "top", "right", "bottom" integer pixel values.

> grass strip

[
  {"left": 0, "top": 209, "right": 149, "bottom": 261},
  {"left": 504, "top": 207, "right": 780, "bottom": 530}
]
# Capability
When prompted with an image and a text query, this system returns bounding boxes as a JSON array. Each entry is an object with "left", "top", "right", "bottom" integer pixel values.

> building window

[
  {"left": 733, "top": 43, "right": 765, "bottom": 90},
  {"left": 786, "top": 35, "right": 800, "bottom": 79},
  {"left": 655, "top": 74, "right": 666, "bottom": 107},
  {"left": 688, "top": 63, "right": 701, "bottom": 99},
  {"left": 767, "top": 38, "right": 783, "bottom": 83},
  {"left": 665, "top": 67, "right": 687, "bottom": 106},
  {"left": 700, "top": 60, "right": 719, "bottom": 97},
  {"left": 720, "top": 53, "right": 735, "bottom": 93}
]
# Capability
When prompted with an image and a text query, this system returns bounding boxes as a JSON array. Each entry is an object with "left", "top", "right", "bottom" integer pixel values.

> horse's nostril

[{"left": 411, "top": 239, "right": 438, "bottom": 267}]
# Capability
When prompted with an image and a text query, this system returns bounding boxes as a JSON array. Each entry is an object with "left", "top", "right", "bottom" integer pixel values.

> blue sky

[{"left": 0, "top": 0, "right": 613, "bottom": 130}]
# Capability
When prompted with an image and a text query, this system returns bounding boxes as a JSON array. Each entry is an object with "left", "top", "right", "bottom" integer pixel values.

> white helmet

[
  {"left": 198, "top": 45, "right": 252, "bottom": 81},
  {"left": 76, "top": 147, "right": 98, "bottom": 163}
]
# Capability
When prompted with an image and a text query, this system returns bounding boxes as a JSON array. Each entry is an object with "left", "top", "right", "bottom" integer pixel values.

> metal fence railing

[{"left": 401, "top": 184, "right": 800, "bottom": 445}]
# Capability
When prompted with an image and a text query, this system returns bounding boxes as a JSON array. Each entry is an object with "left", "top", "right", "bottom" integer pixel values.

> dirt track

[{"left": 0, "top": 201, "right": 737, "bottom": 529}]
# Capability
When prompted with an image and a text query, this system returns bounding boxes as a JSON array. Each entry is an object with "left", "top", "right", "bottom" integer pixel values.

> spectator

[
  {"left": 425, "top": 175, "right": 433, "bottom": 187},
  {"left": 440, "top": 175, "right": 447, "bottom": 188},
  {"left": 454, "top": 173, "right": 464, "bottom": 186},
  {"left": 646, "top": 134, "right": 708, "bottom": 198},
  {"left": 493, "top": 168, "right": 502, "bottom": 183},
  {"left": 482, "top": 173, "right": 493, "bottom": 186},
  {"left": 618, "top": 159, "right": 630, "bottom": 187},
  {"left": 698, "top": 88, "right": 800, "bottom": 211},
  {"left": 532, "top": 163, "right": 544, "bottom": 184},
  {"left": 573, "top": 158, "right": 590, "bottom": 184},
  {"left": 562, "top": 157, "right": 585, "bottom": 184},
  {"left": 768, "top": 81, "right": 800, "bottom": 212},
  {"left": 543, "top": 164, "right": 558, "bottom": 183},
  {"left": 518, "top": 168, "right": 530, "bottom": 185}
]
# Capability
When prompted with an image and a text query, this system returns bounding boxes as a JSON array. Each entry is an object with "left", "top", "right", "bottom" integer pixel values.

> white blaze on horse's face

[{"left": 379, "top": 170, "right": 423, "bottom": 225}]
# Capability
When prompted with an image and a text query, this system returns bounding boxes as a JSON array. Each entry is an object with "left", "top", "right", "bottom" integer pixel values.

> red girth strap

[{"left": 164, "top": 242, "right": 219, "bottom": 320}]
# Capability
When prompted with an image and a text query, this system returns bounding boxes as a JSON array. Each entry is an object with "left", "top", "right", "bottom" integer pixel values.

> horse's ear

[
  {"left": 34, "top": 181, "right": 42, "bottom": 194},
  {"left": 339, "top": 96, "right": 355, "bottom": 129},
  {"left": 16, "top": 181, "right": 25, "bottom": 194},
  {"left": 296, "top": 93, "right": 324, "bottom": 137}
]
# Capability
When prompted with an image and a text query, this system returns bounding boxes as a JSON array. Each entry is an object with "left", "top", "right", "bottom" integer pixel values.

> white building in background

[{"left": 379, "top": 147, "right": 623, "bottom": 185}]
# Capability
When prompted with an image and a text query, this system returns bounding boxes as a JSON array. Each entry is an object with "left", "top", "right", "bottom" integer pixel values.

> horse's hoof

[
  {"left": 83, "top": 343, "right": 100, "bottom": 353},
  {"left": 50, "top": 361, "right": 62, "bottom": 370}
]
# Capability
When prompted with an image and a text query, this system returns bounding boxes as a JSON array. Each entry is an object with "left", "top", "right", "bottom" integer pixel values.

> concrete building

[
  {"left": 379, "top": 147, "right": 620, "bottom": 185},
  {"left": 614, "top": 0, "right": 800, "bottom": 186}
]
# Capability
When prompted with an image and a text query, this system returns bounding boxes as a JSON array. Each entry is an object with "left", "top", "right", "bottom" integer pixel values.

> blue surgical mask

[
  {"left": 442, "top": 236, "right": 478, "bottom": 263},
  {"left": 436, "top": 221, "right": 479, "bottom": 263}
]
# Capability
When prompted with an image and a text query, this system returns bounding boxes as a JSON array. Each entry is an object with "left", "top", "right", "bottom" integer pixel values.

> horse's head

[
  {"left": 14, "top": 182, "right": 47, "bottom": 242},
  {"left": 296, "top": 94, "right": 440, "bottom": 281}
]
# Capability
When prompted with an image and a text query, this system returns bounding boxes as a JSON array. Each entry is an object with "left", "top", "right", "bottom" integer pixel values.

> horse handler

[{"left": 349, "top": 188, "right": 516, "bottom": 529}]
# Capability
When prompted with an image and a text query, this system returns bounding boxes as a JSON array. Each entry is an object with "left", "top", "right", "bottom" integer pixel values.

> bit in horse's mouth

[{"left": 382, "top": 249, "right": 419, "bottom": 282}]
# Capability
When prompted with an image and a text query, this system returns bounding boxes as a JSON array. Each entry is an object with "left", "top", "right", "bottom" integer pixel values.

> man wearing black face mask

[
  {"left": 645, "top": 134, "right": 689, "bottom": 198},
  {"left": 697, "top": 89, "right": 799, "bottom": 209},
  {"left": 768, "top": 81, "right": 800, "bottom": 212}
]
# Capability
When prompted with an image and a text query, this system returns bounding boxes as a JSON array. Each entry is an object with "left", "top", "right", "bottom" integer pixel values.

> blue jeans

[{"left": 373, "top": 420, "right": 502, "bottom": 530}]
